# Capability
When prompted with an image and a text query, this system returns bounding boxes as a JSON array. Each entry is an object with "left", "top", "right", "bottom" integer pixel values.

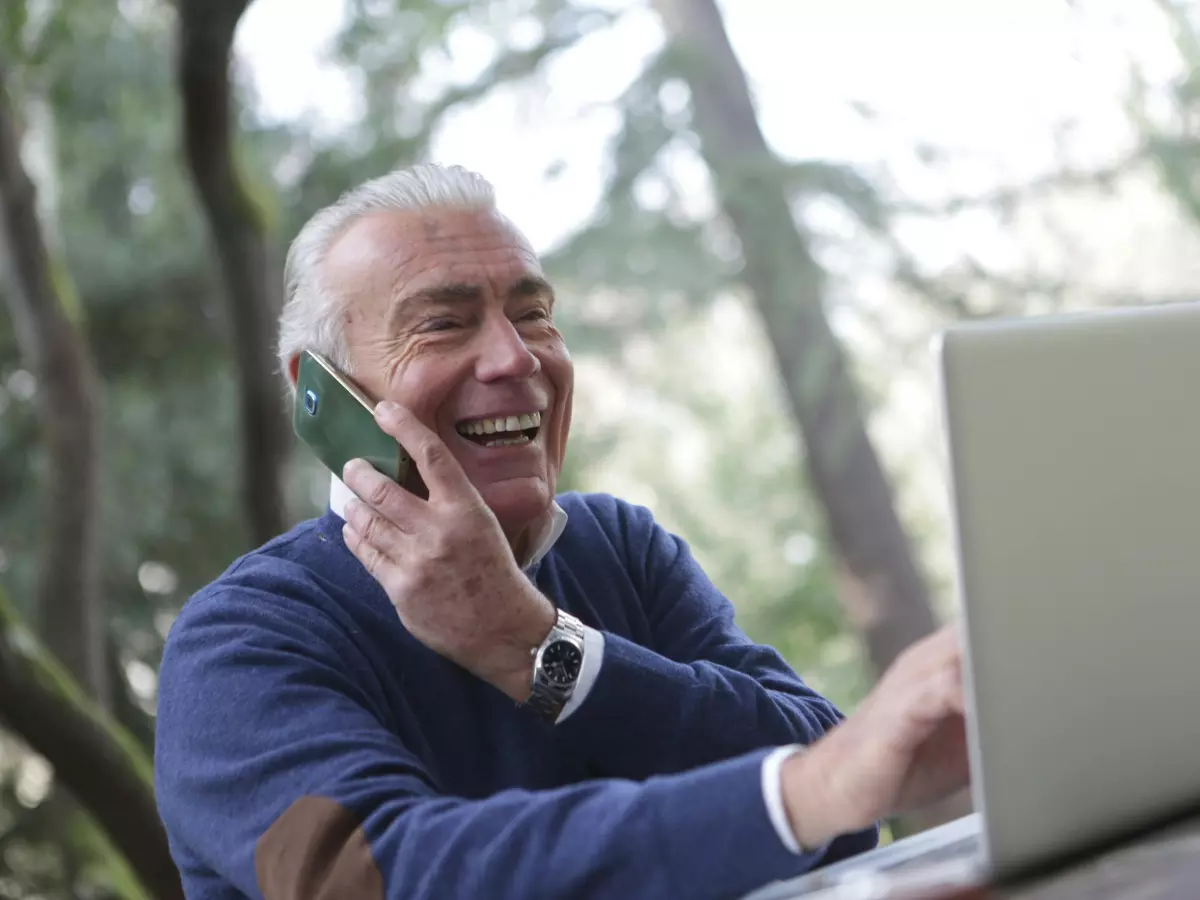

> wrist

[
  {"left": 483, "top": 584, "right": 556, "bottom": 703},
  {"left": 524, "top": 607, "right": 587, "bottom": 720},
  {"left": 780, "top": 742, "right": 846, "bottom": 849}
]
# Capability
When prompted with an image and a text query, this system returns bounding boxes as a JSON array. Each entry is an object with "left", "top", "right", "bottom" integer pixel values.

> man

[{"left": 154, "top": 163, "right": 969, "bottom": 899}]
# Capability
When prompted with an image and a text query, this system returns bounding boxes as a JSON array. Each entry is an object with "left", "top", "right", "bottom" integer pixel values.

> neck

[{"left": 503, "top": 511, "right": 547, "bottom": 569}]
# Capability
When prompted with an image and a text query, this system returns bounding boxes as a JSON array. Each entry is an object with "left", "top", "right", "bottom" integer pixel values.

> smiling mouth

[{"left": 455, "top": 412, "right": 542, "bottom": 448}]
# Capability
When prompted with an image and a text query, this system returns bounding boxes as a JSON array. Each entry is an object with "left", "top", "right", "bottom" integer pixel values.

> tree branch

[
  {"left": 411, "top": 24, "right": 601, "bottom": 148},
  {"left": 0, "top": 588, "right": 183, "bottom": 900},
  {"left": 176, "top": 0, "right": 289, "bottom": 546},
  {"left": 888, "top": 155, "right": 1140, "bottom": 219},
  {"left": 0, "top": 61, "right": 107, "bottom": 706},
  {"left": 650, "top": 0, "right": 939, "bottom": 681}
]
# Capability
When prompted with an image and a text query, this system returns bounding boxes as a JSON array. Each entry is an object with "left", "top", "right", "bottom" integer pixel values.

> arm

[
  {"left": 556, "top": 499, "right": 847, "bottom": 779},
  {"left": 551, "top": 502, "right": 879, "bottom": 864},
  {"left": 154, "top": 589, "right": 833, "bottom": 900}
]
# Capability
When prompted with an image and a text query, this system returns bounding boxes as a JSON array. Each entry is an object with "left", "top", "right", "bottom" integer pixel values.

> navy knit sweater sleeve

[
  {"left": 154, "top": 493, "right": 877, "bottom": 900},
  {"left": 552, "top": 494, "right": 855, "bottom": 780}
]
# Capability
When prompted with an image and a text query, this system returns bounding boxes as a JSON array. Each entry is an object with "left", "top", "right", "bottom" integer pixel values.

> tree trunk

[
  {"left": 0, "top": 61, "right": 108, "bottom": 708},
  {"left": 651, "top": 0, "right": 939, "bottom": 680},
  {"left": 176, "top": 0, "right": 290, "bottom": 546},
  {"left": 651, "top": 0, "right": 971, "bottom": 831},
  {"left": 0, "top": 57, "right": 183, "bottom": 898},
  {"left": 0, "top": 588, "right": 184, "bottom": 900}
]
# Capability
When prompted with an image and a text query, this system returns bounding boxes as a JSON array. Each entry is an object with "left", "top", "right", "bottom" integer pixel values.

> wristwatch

[{"left": 524, "top": 609, "right": 586, "bottom": 721}]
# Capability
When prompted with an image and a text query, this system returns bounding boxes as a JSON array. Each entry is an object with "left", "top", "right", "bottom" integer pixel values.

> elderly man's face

[{"left": 324, "top": 207, "right": 573, "bottom": 539}]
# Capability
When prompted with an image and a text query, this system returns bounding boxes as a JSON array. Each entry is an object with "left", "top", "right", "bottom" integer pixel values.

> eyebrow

[
  {"left": 387, "top": 276, "right": 555, "bottom": 327},
  {"left": 509, "top": 276, "right": 556, "bottom": 305}
]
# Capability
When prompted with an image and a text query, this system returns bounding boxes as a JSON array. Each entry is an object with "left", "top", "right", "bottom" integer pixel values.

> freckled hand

[{"left": 340, "top": 401, "right": 556, "bottom": 700}]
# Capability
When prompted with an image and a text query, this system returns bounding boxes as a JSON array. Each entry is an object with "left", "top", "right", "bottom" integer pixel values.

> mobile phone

[{"left": 292, "top": 349, "right": 411, "bottom": 484}]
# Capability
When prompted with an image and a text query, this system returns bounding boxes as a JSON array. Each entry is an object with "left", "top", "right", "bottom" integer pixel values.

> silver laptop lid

[{"left": 937, "top": 301, "right": 1200, "bottom": 881}]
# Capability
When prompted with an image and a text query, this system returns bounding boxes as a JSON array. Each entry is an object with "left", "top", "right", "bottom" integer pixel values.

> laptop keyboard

[{"left": 741, "top": 815, "right": 984, "bottom": 899}]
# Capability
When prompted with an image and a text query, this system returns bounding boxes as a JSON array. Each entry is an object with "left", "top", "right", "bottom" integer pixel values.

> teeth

[{"left": 457, "top": 411, "right": 542, "bottom": 437}]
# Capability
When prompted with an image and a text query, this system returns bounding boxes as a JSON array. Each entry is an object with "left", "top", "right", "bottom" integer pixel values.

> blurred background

[{"left": 1, "top": 0, "right": 1198, "bottom": 896}]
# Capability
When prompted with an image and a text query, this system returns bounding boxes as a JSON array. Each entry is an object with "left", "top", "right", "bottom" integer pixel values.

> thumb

[{"left": 374, "top": 402, "right": 474, "bottom": 501}]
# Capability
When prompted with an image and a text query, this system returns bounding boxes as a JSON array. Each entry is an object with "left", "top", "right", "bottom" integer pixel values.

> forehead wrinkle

[
  {"left": 322, "top": 213, "right": 422, "bottom": 314},
  {"left": 328, "top": 208, "right": 548, "bottom": 334}
]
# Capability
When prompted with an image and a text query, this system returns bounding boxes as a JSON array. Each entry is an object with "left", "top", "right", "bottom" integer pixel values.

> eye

[
  {"left": 419, "top": 317, "right": 459, "bottom": 333},
  {"left": 517, "top": 308, "right": 550, "bottom": 323}
]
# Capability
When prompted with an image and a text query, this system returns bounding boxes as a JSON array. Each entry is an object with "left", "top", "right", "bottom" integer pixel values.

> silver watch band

[{"left": 524, "top": 609, "right": 586, "bottom": 720}]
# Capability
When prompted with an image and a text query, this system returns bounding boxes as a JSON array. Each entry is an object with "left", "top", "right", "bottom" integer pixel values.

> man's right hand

[{"left": 781, "top": 623, "right": 971, "bottom": 848}]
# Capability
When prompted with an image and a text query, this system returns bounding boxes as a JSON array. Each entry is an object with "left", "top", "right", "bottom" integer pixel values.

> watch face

[{"left": 541, "top": 640, "right": 583, "bottom": 686}]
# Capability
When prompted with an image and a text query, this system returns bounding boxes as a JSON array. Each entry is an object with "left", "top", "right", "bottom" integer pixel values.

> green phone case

[{"left": 293, "top": 350, "right": 411, "bottom": 484}]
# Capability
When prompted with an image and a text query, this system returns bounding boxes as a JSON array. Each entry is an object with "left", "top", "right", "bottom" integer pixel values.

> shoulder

[
  {"left": 214, "top": 513, "right": 344, "bottom": 595},
  {"left": 155, "top": 516, "right": 392, "bottom": 777},
  {"left": 555, "top": 491, "right": 660, "bottom": 542},
  {"left": 178, "top": 510, "right": 361, "bottom": 612},
  {"left": 160, "top": 514, "right": 364, "bottom": 689},
  {"left": 551, "top": 492, "right": 689, "bottom": 584},
  {"left": 153, "top": 518, "right": 397, "bottom": 890},
  {"left": 173, "top": 516, "right": 324, "bottom": 614}
]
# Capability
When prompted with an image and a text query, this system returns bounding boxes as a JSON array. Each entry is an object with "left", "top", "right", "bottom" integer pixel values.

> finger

[
  {"left": 925, "top": 622, "right": 962, "bottom": 659},
  {"left": 943, "top": 658, "right": 966, "bottom": 717},
  {"left": 914, "top": 665, "right": 964, "bottom": 724},
  {"left": 373, "top": 402, "right": 474, "bottom": 502},
  {"left": 343, "top": 496, "right": 406, "bottom": 559},
  {"left": 343, "top": 522, "right": 391, "bottom": 581},
  {"left": 905, "top": 622, "right": 963, "bottom": 679},
  {"left": 343, "top": 457, "right": 422, "bottom": 526}
]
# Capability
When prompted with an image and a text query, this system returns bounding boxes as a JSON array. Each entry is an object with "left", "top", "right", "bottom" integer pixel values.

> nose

[{"left": 475, "top": 314, "right": 541, "bottom": 382}]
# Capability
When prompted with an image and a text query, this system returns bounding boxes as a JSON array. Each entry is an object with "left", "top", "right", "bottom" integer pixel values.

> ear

[{"left": 286, "top": 353, "right": 301, "bottom": 389}]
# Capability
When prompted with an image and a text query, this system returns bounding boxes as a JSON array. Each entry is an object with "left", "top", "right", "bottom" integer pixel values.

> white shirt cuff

[
  {"left": 555, "top": 625, "right": 604, "bottom": 723},
  {"left": 762, "top": 744, "right": 809, "bottom": 855}
]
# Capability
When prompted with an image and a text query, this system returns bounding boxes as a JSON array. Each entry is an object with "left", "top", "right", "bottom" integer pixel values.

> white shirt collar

[{"left": 328, "top": 474, "right": 567, "bottom": 571}]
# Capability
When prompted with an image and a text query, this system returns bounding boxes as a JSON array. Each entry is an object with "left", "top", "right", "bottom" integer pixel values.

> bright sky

[{"left": 234, "top": 0, "right": 1174, "bottom": 256}]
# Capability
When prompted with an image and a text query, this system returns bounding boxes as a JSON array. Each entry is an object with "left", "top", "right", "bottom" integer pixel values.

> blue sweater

[{"left": 155, "top": 492, "right": 878, "bottom": 899}]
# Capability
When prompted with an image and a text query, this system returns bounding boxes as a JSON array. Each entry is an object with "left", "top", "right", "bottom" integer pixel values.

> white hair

[{"left": 277, "top": 162, "right": 499, "bottom": 386}]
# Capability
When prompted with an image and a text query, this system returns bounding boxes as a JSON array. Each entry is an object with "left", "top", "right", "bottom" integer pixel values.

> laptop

[{"left": 744, "top": 300, "right": 1200, "bottom": 899}]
